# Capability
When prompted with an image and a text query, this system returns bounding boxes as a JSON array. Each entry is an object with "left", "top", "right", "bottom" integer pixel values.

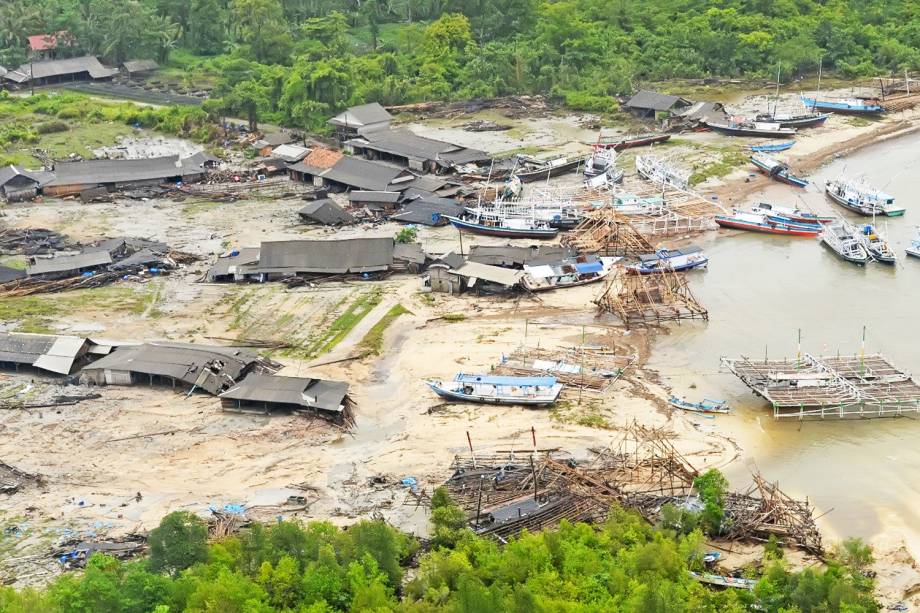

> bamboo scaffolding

[
  {"left": 561, "top": 209, "right": 654, "bottom": 256},
  {"left": 594, "top": 268, "right": 708, "bottom": 328}
]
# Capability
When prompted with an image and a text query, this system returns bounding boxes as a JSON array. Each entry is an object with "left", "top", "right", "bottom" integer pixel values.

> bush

[
  {"left": 34, "top": 120, "right": 69, "bottom": 134},
  {"left": 147, "top": 511, "right": 208, "bottom": 576},
  {"left": 395, "top": 226, "right": 418, "bottom": 244}
]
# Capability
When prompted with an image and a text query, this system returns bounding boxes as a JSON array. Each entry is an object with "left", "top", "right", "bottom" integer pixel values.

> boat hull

[
  {"left": 750, "top": 141, "right": 795, "bottom": 153},
  {"left": 758, "top": 114, "right": 830, "bottom": 128},
  {"left": 801, "top": 97, "right": 883, "bottom": 115},
  {"left": 627, "top": 258, "right": 709, "bottom": 274},
  {"left": 592, "top": 134, "right": 671, "bottom": 150},
  {"left": 516, "top": 159, "right": 582, "bottom": 183},
  {"left": 824, "top": 187, "right": 878, "bottom": 216},
  {"left": 715, "top": 217, "right": 819, "bottom": 237},
  {"left": 906, "top": 248, "right": 920, "bottom": 259},
  {"left": 427, "top": 382, "right": 558, "bottom": 406},
  {"left": 751, "top": 158, "right": 808, "bottom": 188},
  {"left": 446, "top": 216, "right": 559, "bottom": 239},
  {"left": 820, "top": 239, "right": 868, "bottom": 265},
  {"left": 707, "top": 123, "right": 796, "bottom": 138}
]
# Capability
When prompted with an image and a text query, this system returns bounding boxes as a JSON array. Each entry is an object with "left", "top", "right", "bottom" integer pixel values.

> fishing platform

[{"left": 721, "top": 352, "right": 920, "bottom": 419}]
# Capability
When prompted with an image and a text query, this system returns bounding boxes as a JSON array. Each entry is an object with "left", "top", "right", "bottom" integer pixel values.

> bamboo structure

[
  {"left": 492, "top": 345, "right": 636, "bottom": 395},
  {"left": 722, "top": 352, "right": 920, "bottom": 419},
  {"left": 561, "top": 209, "right": 654, "bottom": 256},
  {"left": 594, "top": 268, "right": 708, "bottom": 328}
]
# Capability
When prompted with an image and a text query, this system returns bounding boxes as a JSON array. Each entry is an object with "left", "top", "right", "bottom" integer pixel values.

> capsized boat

[
  {"left": 426, "top": 374, "right": 563, "bottom": 406},
  {"left": 705, "top": 119, "right": 796, "bottom": 138},
  {"left": 858, "top": 224, "right": 896, "bottom": 264},
  {"left": 749, "top": 202, "right": 833, "bottom": 225},
  {"left": 715, "top": 210, "right": 820, "bottom": 237},
  {"left": 750, "top": 141, "right": 795, "bottom": 153},
  {"left": 523, "top": 256, "right": 620, "bottom": 291},
  {"left": 906, "top": 228, "right": 920, "bottom": 259},
  {"left": 821, "top": 221, "right": 871, "bottom": 265},
  {"left": 750, "top": 154, "right": 808, "bottom": 188},
  {"left": 801, "top": 95, "right": 884, "bottom": 115},
  {"left": 668, "top": 396, "right": 731, "bottom": 414},
  {"left": 627, "top": 246, "right": 709, "bottom": 274},
  {"left": 825, "top": 177, "right": 903, "bottom": 217}
]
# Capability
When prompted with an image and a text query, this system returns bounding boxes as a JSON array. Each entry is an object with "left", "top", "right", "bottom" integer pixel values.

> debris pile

[
  {"left": 0, "top": 460, "right": 43, "bottom": 494},
  {"left": 0, "top": 228, "right": 75, "bottom": 255},
  {"left": 594, "top": 268, "right": 709, "bottom": 327},
  {"left": 493, "top": 345, "right": 636, "bottom": 394}
]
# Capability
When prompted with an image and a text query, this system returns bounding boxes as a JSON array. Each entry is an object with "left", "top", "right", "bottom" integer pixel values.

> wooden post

[
  {"left": 474, "top": 475, "right": 484, "bottom": 528},
  {"left": 466, "top": 430, "right": 475, "bottom": 468},
  {"left": 530, "top": 455, "right": 538, "bottom": 502}
]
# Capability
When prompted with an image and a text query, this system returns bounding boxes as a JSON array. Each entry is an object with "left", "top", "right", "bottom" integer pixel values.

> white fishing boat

[
  {"left": 821, "top": 220, "right": 871, "bottom": 265},
  {"left": 523, "top": 256, "right": 620, "bottom": 291},
  {"left": 857, "top": 223, "right": 896, "bottom": 264},
  {"left": 609, "top": 193, "right": 666, "bottom": 216},
  {"left": 906, "top": 227, "right": 920, "bottom": 259},
  {"left": 426, "top": 374, "right": 563, "bottom": 406},
  {"left": 470, "top": 199, "right": 582, "bottom": 229},
  {"left": 825, "top": 176, "right": 903, "bottom": 217},
  {"left": 635, "top": 154, "right": 690, "bottom": 190}
]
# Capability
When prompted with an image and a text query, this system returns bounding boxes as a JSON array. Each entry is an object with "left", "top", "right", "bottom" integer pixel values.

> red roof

[{"left": 28, "top": 31, "right": 72, "bottom": 52}]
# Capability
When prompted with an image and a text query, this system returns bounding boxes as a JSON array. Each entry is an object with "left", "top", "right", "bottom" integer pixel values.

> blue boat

[
  {"left": 445, "top": 215, "right": 559, "bottom": 239},
  {"left": 627, "top": 246, "right": 709, "bottom": 274},
  {"left": 800, "top": 95, "right": 884, "bottom": 115},
  {"left": 426, "top": 374, "right": 563, "bottom": 406},
  {"left": 750, "top": 154, "right": 808, "bottom": 188},
  {"left": 750, "top": 141, "right": 795, "bottom": 153}
]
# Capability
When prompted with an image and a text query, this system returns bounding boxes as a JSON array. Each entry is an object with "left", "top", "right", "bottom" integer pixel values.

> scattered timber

[{"left": 594, "top": 268, "right": 709, "bottom": 328}]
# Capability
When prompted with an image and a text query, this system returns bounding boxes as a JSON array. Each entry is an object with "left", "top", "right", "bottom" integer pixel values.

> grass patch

[
  {"left": 181, "top": 199, "right": 224, "bottom": 216},
  {"left": 845, "top": 116, "right": 874, "bottom": 128},
  {"left": 689, "top": 146, "right": 750, "bottom": 186},
  {"left": 441, "top": 313, "right": 467, "bottom": 322},
  {"left": 0, "top": 255, "right": 27, "bottom": 270},
  {"left": 415, "top": 292, "right": 435, "bottom": 306},
  {"left": 286, "top": 288, "right": 383, "bottom": 360},
  {"left": 550, "top": 400, "right": 614, "bottom": 430},
  {"left": 357, "top": 304, "right": 411, "bottom": 358}
]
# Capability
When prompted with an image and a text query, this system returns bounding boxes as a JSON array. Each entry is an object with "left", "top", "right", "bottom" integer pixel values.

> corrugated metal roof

[
  {"left": 27, "top": 251, "right": 112, "bottom": 276},
  {"left": 6, "top": 56, "right": 117, "bottom": 83},
  {"left": 624, "top": 90, "right": 691, "bottom": 112},
  {"left": 0, "top": 165, "right": 43, "bottom": 187},
  {"left": 297, "top": 199, "right": 353, "bottom": 225},
  {"left": 349, "top": 191, "right": 401, "bottom": 204},
  {"left": 350, "top": 128, "right": 489, "bottom": 165},
  {"left": 207, "top": 248, "right": 261, "bottom": 280},
  {"left": 47, "top": 155, "right": 203, "bottom": 187},
  {"left": 250, "top": 237, "right": 394, "bottom": 274},
  {"left": 122, "top": 59, "right": 158, "bottom": 73},
  {"left": 0, "top": 332, "right": 87, "bottom": 374},
  {"left": 328, "top": 102, "right": 392, "bottom": 128},
  {"left": 322, "top": 157, "right": 410, "bottom": 192},
  {"left": 219, "top": 373, "right": 348, "bottom": 413},
  {"left": 389, "top": 199, "right": 462, "bottom": 226},
  {"left": 393, "top": 242, "right": 426, "bottom": 264},
  {"left": 272, "top": 144, "right": 310, "bottom": 163},
  {"left": 451, "top": 262, "right": 525, "bottom": 286}
]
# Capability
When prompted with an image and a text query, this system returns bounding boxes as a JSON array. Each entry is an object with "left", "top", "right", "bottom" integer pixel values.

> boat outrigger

[
  {"left": 668, "top": 396, "right": 731, "bottom": 414},
  {"left": 426, "top": 374, "right": 563, "bottom": 406},
  {"left": 627, "top": 246, "right": 709, "bottom": 274},
  {"left": 750, "top": 154, "right": 808, "bottom": 188},
  {"left": 715, "top": 210, "right": 820, "bottom": 237},
  {"left": 820, "top": 221, "right": 871, "bottom": 265}
]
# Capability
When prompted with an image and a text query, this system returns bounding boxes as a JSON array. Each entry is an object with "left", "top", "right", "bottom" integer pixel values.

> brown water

[{"left": 648, "top": 131, "right": 920, "bottom": 548}]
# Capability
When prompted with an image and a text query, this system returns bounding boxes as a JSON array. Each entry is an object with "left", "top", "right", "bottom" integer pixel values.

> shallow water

[{"left": 647, "top": 130, "right": 920, "bottom": 547}]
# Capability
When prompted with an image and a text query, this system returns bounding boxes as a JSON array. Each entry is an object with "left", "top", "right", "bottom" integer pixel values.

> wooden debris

[
  {"left": 561, "top": 208, "right": 654, "bottom": 256},
  {"left": 594, "top": 268, "right": 708, "bottom": 328}
]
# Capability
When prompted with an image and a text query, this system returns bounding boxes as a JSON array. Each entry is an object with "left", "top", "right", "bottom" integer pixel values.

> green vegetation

[
  {"left": 440, "top": 313, "right": 467, "bottom": 322},
  {"left": 550, "top": 399, "right": 614, "bottom": 430},
  {"left": 288, "top": 288, "right": 383, "bottom": 360},
  {"left": 357, "top": 303, "right": 411, "bottom": 358},
  {"left": 0, "top": 492, "right": 879, "bottom": 612},
  {"left": 394, "top": 226, "right": 419, "bottom": 244}
]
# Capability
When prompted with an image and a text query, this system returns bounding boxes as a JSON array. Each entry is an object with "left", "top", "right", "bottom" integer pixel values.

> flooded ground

[{"left": 649, "top": 129, "right": 920, "bottom": 551}]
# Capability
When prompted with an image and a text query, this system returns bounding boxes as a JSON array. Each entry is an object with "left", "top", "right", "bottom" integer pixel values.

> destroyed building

[
  {"left": 348, "top": 191, "right": 401, "bottom": 213},
  {"left": 467, "top": 245, "right": 576, "bottom": 268},
  {"left": 297, "top": 199, "right": 354, "bottom": 226},
  {"left": 623, "top": 90, "right": 692, "bottom": 119},
  {"left": 289, "top": 152, "right": 415, "bottom": 193},
  {"left": 219, "top": 373, "right": 353, "bottom": 425},
  {"left": 80, "top": 343, "right": 269, "bottom": 395},
  {"left": 347, "top": 128, "right": 489, "bottom": 173},
  {"left": 206, "top": 248, "right": 261, "bottom": 282},
  {"left": 328, "top": 102, "right": 393, "bottom": 142},
  {"left": 0, "top": 333, "right": 108, "bottom": 376},
  {"left": 26, "top": 251, "right": 113, "bottom": 279},
  {"left": 389, "top": 197, "right": 462, "bottom": 226},
  {"left": 428, "top": 260, "right": 525, "bottom": 295},
  {"left": 0, "top": 166, "right": 49, "bottom": 202}
]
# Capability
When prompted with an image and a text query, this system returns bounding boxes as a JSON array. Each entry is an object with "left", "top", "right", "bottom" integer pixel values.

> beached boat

[
  {"left": 750, "top": 202, "right": 834, "bottom": 225},
  {"left": 446, "top": 210, "right": 559, "bottom": 239},
  {"left": 590, "top": 132, "right": 671, "bottom": 151},
  {"left": 513, "top": 155, "right": 583, "bottom": 183},
  {"left": 906, "top": 228, "right": 920, "bottom": 259},
  {"left": 636, "top": 154, "right": 690, "bottom": 190},
  {"left": 824, "top": 177, "right": 903, "bottom": 217},
  {"left": 750, "top": 141, "right": 795, "bottom": 153},
  {"left": 426, "top": 374, "right": 563, "bottom": 406},
  {"left": 754, "top": 111, "right": 830, "bottom": 129},
  {"left": 801, "top": 95, "right": 884, "bottom": 115},
  {"left": 470, "top": 199, "right": 582, "bottom": 230},
  {"left": 668, "top": 396, "right": 731, "bottom": 414},
  {"left": 715, "top": 210, "right": 820, "bottom": 236},
  {"left": 609, "top": 193, "right": 666, "bottom": 216},
  {"left": 705, "top": 120, "right": 796, "bottom": 138},
  {"left": 857, "top": 224, "right": 896, "bottom": 264},
  {"left": 750, "top": 154, "right": 808, "bottom": 188},
  {"left": 821, "top": 221, "right": 871, "bottom": 265},
  {"left": 627, "top": 246, "right": 708, "bottom": 274},
  {"left": 584, "top": 148, "right": 616, "bottom": 177},
  {"left": 523, "top": 256, "right": 620, "bottom": 291}
]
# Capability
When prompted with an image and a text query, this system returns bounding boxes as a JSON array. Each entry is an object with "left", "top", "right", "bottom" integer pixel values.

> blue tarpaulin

[
  {"left": 454, "top": 374, "right": 557, "bottom": 387},
  {"left": 574, "top": 261, "right": 603, "bottom": 274}
]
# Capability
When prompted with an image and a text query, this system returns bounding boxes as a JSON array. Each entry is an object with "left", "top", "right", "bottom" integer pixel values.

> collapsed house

[
  {"left": 594, "top": 268, "right": 708, "bottom": 327},
  {"left": 467, "top": 244, "right": 576, "bottom": 268},
  {"left": 26, "top": 251, "right": 112, "bottom": 279},
  {"left": 206, "top": 248, "right": 261, "bottom": 282},
  {"left": 289, "top": 151, "right": 415, "bottom": 193},
  {"left": 0, "top": 332, "right": 110, "bottom": 376},
  {"left": 297, "top": 199, "right": 354, "bottom": 226},
  {"left": 3, "top": 55, "right": 118, "bottom": 87},
  {"left": 348, "top": 190, "right": 401, "bottom": 213},
  {"left": 219, "top": 373, "right": 354, "bottom": 426},
  {"left": 328, "top": 102, "right": 393, "bottom": 142},
  {"left": 0, "top": 166, "right": 51, "bottom": 202},
  {"left": 622, "top": 90, "right": 692, "bottom": 119},
  {"left": 427, "top": 260, "right": 525, "bottom": 295},
  {"left": 389, "top": 197, "right": 462, "bottom": 226},
  {"left": 80, "top": 342, "right": 271, "bottom": 395},
  {"left": 347, "top": 128, "right": 490, "bottom": 173}
]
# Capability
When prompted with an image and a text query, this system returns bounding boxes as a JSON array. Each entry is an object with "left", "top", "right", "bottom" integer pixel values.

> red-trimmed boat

[
  {"left": 715, "top": 210, "right": 820, "bottom": 237},
  {"left": 749, "top": 202, "right": 834, "bottom": 225}
]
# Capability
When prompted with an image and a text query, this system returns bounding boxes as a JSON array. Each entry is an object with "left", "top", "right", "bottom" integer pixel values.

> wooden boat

[
  {"left": 715, "top": 210, "right": 820, "bottom": 237},
  {"left": 636, "top": 155, "right": 690, "bottom": 190},
  {"left": 590, "top": 133, "right": 671, "bottom": 151},
  {"left": 513, "top": 155, "right": 582, "bottom": 183},
  {"left": 750, "top": 202, "right": 833, "bottom": 224},
  {"left": 750, "top": 154, "right": 808, "bottom": 188},
  {"left": 446, "top": 214, "right": 559, "bottom": 239},
  {"left": 821, "top": 221, "right": 871, "bottom": 265},
  {"left": 469, "top": 200, "right": 582, "bottom": 230},
  {"left": 705, "top": 120, "right": 796, "bottom": 138},
  {"left": 906, "top": 227, "right": 920, "bottom": 259},
  {"left": 426, "top": 374, "right": 563, "bottom": 406},
  {"left": 668, "top": 396, "right": 731, "bottom": 414},
  {"left": 627, "top": 246, "right": 708, "bottom": 274},
  {"left": 825, "top": 177, "right": 903, "bottom": 217},
  {"left": 584, "top": 148, "right": 616, "bottom": 177},
  {"left": 754, "top": 111, "right": 830, "bottom": 128},
  {"left": 857, "top": 224, "right": 896, "bottom": 264},
  {"left": 801, "top": 95, "right": 884, "bottom": 115},
  {"left": 523, "top": 256, "right": 620, "bottom": 291},
  {"left": 750, "top": 141, "right": 795, "bottom": 153}
]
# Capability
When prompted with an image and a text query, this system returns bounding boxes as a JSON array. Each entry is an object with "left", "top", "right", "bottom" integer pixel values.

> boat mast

[
  {"left": 773, "top": 63, "right": 781, "bottom": 118},
  {"left": 814, "top": 56, "right": 823, "bottom": 110}
]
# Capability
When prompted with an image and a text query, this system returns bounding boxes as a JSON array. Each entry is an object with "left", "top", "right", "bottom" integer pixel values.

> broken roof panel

[
  {"left": 323, "top": 157, "right": 411, "bottom": 192},
  {"left": 350, "top": 128, "right": 489, "bottom": 166},
  {"left": 26, "top": 251, "right": 112, "bottom": 276},
  {"left": 298, "top": 199, "right": 354, "bottom": 225},
  {"left": 389, "top": 199, "right": 463, "bottom": 226},
  {"left": 0, "top": 332, "right": 88, "bottom": 374},
  {"left": 272, "top": 144, "right": 310, "bottom": 163},
  {"left": 219, "top": 373, "right": 348, "bottom": 413},
  {"left": 207, "top": 248, "right": 261, "bottom": 280},
  {"left": 349, "top": 191, "right": 401, "bottom": 204},
  {"left": 451, "top": 261, "right": 526, "bottom": 286},
  {"left": 251, "top": 237, "right": 394, "bottom": 275}
]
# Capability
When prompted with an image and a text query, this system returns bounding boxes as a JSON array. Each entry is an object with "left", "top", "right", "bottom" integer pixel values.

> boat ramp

[{"left": 721, "top": 352, "right": 920, "bottom": 419}]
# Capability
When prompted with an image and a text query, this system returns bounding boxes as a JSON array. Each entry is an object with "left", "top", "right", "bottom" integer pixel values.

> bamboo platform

[
  {"left": 561, "top": 208, "right": 654, "bottom": 256},
  {"left": 594, "top": 268, "right": 709, "bottom": 328},
  {"left": 722, "top": 352, "right": 920, "bottom": 419},
  {"left": 492, "top": 346, "right": 636, "bottom": 395}
]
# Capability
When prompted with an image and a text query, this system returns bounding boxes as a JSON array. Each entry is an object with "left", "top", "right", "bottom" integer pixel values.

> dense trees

[{"left": 0, "top": 496, "right": 880, "bottom": 612}]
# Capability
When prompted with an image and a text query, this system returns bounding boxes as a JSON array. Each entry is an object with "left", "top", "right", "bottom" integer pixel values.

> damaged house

[
  {"left": 0, "top": 332, "right": 108, "bottom": 376},
  {"left": 623, "top": 90, "right": 692, "bottom": 120},
  {"left": 43, "top": 155, "right": 206, "bottom": 197},
  {"left": 289, "top": 151, "right": 415, "bottom": 193},
  {"left": 0, "top": 166, "right": 51, "bottom": 202},
  {"left": 206, "top": 248, "right": 261, "bottom": 283},
  {"left": 80, "top": 342, "right": 271, "bottom": 395},
  {"left": 427, "top": 260, "right": 526, "bottom": 295},
  {"left": 328, "top": 102, "right": 393, "bottom": 142},
  {"left": 219, "top": 373, "right": 354, "bottom": 426},
  {"left": 347, "top": 128, "right": 490, "bottom": 173},
  {"left": 236, "top": 236, "right": 395, "bottom": 281},
  {"left": 297, "top": 199, "right": 354, "bottom": 226}
]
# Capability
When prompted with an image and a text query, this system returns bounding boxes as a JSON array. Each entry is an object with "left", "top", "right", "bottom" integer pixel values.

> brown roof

[{"left": 301, "top": 148, "right": 342, "bottom": 171}]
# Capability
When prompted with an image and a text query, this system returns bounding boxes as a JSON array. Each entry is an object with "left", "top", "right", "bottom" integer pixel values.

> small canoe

[
  {"left": 668, "top": 396, "right": 731, "bottom": 414},
  {"left": 750, "top": 141, "right": 795, "bottom": 153}
]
